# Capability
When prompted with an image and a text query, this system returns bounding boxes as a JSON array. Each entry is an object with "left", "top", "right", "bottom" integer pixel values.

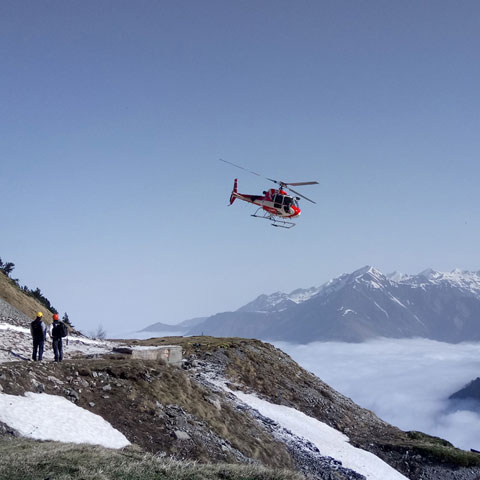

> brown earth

[
  {"left": 126, "top": 336, "right": 480, "bottom": 480},
  {"left": 0, "top": 357, "right": 293, "bottom": 470},
  {"left": 0, "top": 271, "right": 54, "bottom": 323}
]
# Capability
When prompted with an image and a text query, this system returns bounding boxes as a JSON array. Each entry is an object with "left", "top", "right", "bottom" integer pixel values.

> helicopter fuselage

[
  {"left": 222, "top": 162, "right": 317, "bottom": 228},
  {"left": 231, "top": 186, "right": 301, "bottom": 218}
]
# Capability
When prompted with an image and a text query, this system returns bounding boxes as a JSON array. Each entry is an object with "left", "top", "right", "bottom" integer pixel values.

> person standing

[
  {"left": 49, "top": 313, "right": 67, "bottom": 362},
  {"left": 30, "top": 312, "right": 47, "bottom": 361}
]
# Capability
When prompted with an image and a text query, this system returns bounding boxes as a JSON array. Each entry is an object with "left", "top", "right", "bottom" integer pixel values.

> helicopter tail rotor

[{"left": 229, "top": 178, "right": 238, "bottom": 205}]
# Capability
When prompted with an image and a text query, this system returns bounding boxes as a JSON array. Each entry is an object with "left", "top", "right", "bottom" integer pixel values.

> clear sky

[{"left": 1, "top": 1, "right": 479, "bottom": 334}]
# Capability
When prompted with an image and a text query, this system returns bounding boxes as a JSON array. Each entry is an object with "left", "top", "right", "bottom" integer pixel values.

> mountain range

[
  {"left": 145, "top": 266, "right": 480, "bottom": 343},
  {"left": 3, "top": 267, "right": 480, "bottom": 478},
  {"left": 2, "top": 294, "right": 480, "bottom": 479}
]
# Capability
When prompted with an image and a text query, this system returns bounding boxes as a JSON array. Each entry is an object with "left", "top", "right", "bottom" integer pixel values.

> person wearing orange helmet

[
  {"left": 49, "top": 313, "right": 68, "bottom": 362},
  {"left": 30, "top": 312, "right": 47, "bottom": 361}
]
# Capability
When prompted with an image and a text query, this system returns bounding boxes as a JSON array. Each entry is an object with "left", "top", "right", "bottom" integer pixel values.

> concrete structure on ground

[{"left": 112, "top": 345, "right": 182, "bottom": 367}]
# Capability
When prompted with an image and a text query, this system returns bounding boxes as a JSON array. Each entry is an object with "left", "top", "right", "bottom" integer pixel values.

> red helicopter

[{"left": 220, "top": 159, "right": 318, "bottom": 228}]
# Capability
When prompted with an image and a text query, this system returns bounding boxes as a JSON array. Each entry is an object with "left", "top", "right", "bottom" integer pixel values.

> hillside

[
  {"left": 2, "top": 328, "right": 480, "bottom": 478},
  {"left": 2, "top": 282, "right": 480, "bottom": 479},
  {"left": 0, "top": 438, "right": 303, "bottom": 480},
  {"left": 0, "top": 271, "right": 55, "bottom": 323}
]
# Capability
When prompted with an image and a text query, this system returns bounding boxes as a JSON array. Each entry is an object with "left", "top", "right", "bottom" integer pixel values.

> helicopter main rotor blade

[
  {"left": 219, "top": 159, "right": 261, "bottom": 178},
  {"left": 219, "top": 159, "right": 318, "bottom": 199},
  {"left": 284, "top": 181, "right": 319, "bottom": 186},
  {"left": 288, "top": 187, "right": 317, "bottom": 204},
  {"left": 219, "top": 159, "right": 278, "bottom": 184}
]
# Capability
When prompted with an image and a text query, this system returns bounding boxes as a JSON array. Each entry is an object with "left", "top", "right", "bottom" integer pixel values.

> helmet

[
  {"left": 52, "top": 314, "right": 59, "bottom": 321},
  {"left": 36, "top": 312, "right": 43, "bottom": 318}
]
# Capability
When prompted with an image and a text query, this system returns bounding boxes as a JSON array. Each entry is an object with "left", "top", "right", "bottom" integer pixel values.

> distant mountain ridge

[
  {"left": 141, "top": 317, "right": 206, "bottom": 332},
  {"left": 143, "top": 266, "right": 480, "bottom": 343},
  {"left": 450, "top": 378, "right": 480, "bottom": 403}
]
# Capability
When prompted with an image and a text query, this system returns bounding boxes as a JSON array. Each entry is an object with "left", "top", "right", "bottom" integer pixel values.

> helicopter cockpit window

[
  {"left": 283, "top": 196, "right": 294, "bottom": 213},
  {"left": 273, "top": 194, "right": 283, "bottom": 208}
]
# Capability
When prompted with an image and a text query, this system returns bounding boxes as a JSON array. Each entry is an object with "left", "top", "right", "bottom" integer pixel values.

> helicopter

[{"left": 220, "top": 159, "right": 318, "bottom": 229}]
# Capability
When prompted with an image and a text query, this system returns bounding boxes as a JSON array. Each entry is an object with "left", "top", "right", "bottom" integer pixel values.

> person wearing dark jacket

[
  {"left": 49, "top": 313, "right": 67, "bottom": 362},
  {"left": 30, "top": 312, "right": 47, "bottom": 361}
]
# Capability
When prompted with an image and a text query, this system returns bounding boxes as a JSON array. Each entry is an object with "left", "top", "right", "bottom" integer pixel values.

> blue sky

[{"left": 1, "top": 1, "right": 479, "bottom": 334}]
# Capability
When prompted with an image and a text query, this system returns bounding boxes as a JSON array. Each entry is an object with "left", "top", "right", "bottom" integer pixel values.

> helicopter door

[{"left": 273, "top": 194, "right": 283, "bottom": 209}]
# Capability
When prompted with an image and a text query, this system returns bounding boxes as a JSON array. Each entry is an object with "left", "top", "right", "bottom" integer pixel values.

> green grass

[
  {"left": 405, "top": 431, "right": 480, "bottom": 467},
  {"left": 0, "top": 437, "right": 304, "bottom": 480}
]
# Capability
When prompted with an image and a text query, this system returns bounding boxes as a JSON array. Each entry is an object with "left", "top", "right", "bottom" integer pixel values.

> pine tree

[
  {"left": 3, "top": 262, "right": 15, "bottom": 275},
  {"left": 62, "top": 312, "right": 73, "bottom": 328}
]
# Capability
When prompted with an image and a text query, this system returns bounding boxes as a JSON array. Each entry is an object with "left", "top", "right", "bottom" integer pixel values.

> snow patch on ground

[
  {"left": 373, "top": 302, "right": 389, "bottom": 318},
  {"left": 232, "top": 391, "right": 408, "bottom": 480},
  {"left": 0, "top": 323, "right": 28, "bottom": 333},
  {"left": 0, "top": 391, "right": 130, "bottom": 448},
  {"left": 198, "top": 363, "right": 407, "bottom": 480},
  {"left": 0, "top": 322, "right": 117, "bottom": 363}
]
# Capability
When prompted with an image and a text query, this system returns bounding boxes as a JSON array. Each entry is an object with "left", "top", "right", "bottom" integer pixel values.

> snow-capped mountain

[
  {"left": 237, "top": 286, "right": 322, "bottom": 313},
  {"left": 185, "top": 266, "right": 480, "bottom": 343}
]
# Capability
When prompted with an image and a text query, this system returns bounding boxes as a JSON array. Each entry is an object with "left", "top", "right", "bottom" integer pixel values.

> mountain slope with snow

[
  {"left": 2, "top": 295, "right": 480, "bottom": 479},
  {"left": 3, "top": 268, "right": 480, "bottom": 479},
  {"left": 184, "top": 266, "right": 480, "bottom": 343}
]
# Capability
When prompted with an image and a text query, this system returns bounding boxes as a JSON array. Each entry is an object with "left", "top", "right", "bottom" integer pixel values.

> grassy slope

[
  {"left": 0, "top": 438, "right": 303, "bottom": 480},
  {"left": 0, "top": 358, "right": 295, "bottom": 469},
  {"left": 0, "top": 271, "right": 54, "bottom": 322},
  {"left": 129, "top": 336, "right": 480, "bottom": 470}
]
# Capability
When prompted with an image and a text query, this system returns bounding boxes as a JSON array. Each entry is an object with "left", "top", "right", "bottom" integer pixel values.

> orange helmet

[{"left": 52, "top": 314, "right": 59, "bottom": 321}]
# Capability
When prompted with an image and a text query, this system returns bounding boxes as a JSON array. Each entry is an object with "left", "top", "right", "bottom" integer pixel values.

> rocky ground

[
  {"left": 0, "top": 297, "right": 119, "bottom": 362},
  {"left": 2, "top": 299, "right": 480, "bottom": 480}
]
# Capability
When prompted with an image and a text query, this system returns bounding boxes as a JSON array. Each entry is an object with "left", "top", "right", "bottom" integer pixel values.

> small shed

[{"left": 112, "top": 345, "right": 182, "bottom": 367}]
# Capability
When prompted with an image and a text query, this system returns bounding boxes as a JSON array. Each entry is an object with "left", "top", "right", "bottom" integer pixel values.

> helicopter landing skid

[{"left": 251, "top": 209, "right": 296, "bottom": 229}]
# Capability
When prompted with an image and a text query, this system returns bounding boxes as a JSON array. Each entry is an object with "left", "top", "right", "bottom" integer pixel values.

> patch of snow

[
  {"left": 0, "top": 322, "right": 115, "bottom": 364},
  {"left": 418, "top": 268, "right": 439, "bottom": 280},
  {"left": 288, "top": 286, "right": 323, "bottom": 304},
  {"left": 409, "top": 269, "right": 480, "bottom": 297},
  {"left": 0, "top": 323, "right": 30, "bottom": 333},
  {"left": 387, "top": 295, "right": 407, "bottom": 309},
  {"left": 319, "top": 274, "right": 350, "bottom": 297},
  {"left": 0, "top": 392, "right": 130, "bottom": 448},
  {"left": 68, "top": 335, "right": 110, "bottom": 346},
  {"left": 352, "top": 266, "right": 375, "bottom": 277},
  {"left": 387, "top": 271, "right": 410, "bottom": 283},
  {"left": 373, "top": 302, "right": 389, "bottom": 318},
  {"left": 200, "top": 366, "right": 407, "bottom": 480},
  {"left": 232, "top": 391, "right": 407, "bottom": 480}
]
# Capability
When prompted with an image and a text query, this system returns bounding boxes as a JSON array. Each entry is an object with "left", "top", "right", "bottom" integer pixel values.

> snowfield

[
  {"left": 232, "top": 390, "right": 408, "bottom": 480},
  {"left": 199, "top": 365, "right": 408, "bottom": 480},
  {"left": 0, "top": 391, "right": 130, "bottom": 449}
]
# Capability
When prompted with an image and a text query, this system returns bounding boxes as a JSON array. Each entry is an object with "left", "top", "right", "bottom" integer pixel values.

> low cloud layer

[{"left": 274, "top": 338, "right": 480, "bottom": 451}]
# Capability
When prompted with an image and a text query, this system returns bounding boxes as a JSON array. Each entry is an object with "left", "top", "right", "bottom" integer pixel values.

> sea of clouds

[{"left": 274, "top": 338, "right": 480, "bottom": 452}]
